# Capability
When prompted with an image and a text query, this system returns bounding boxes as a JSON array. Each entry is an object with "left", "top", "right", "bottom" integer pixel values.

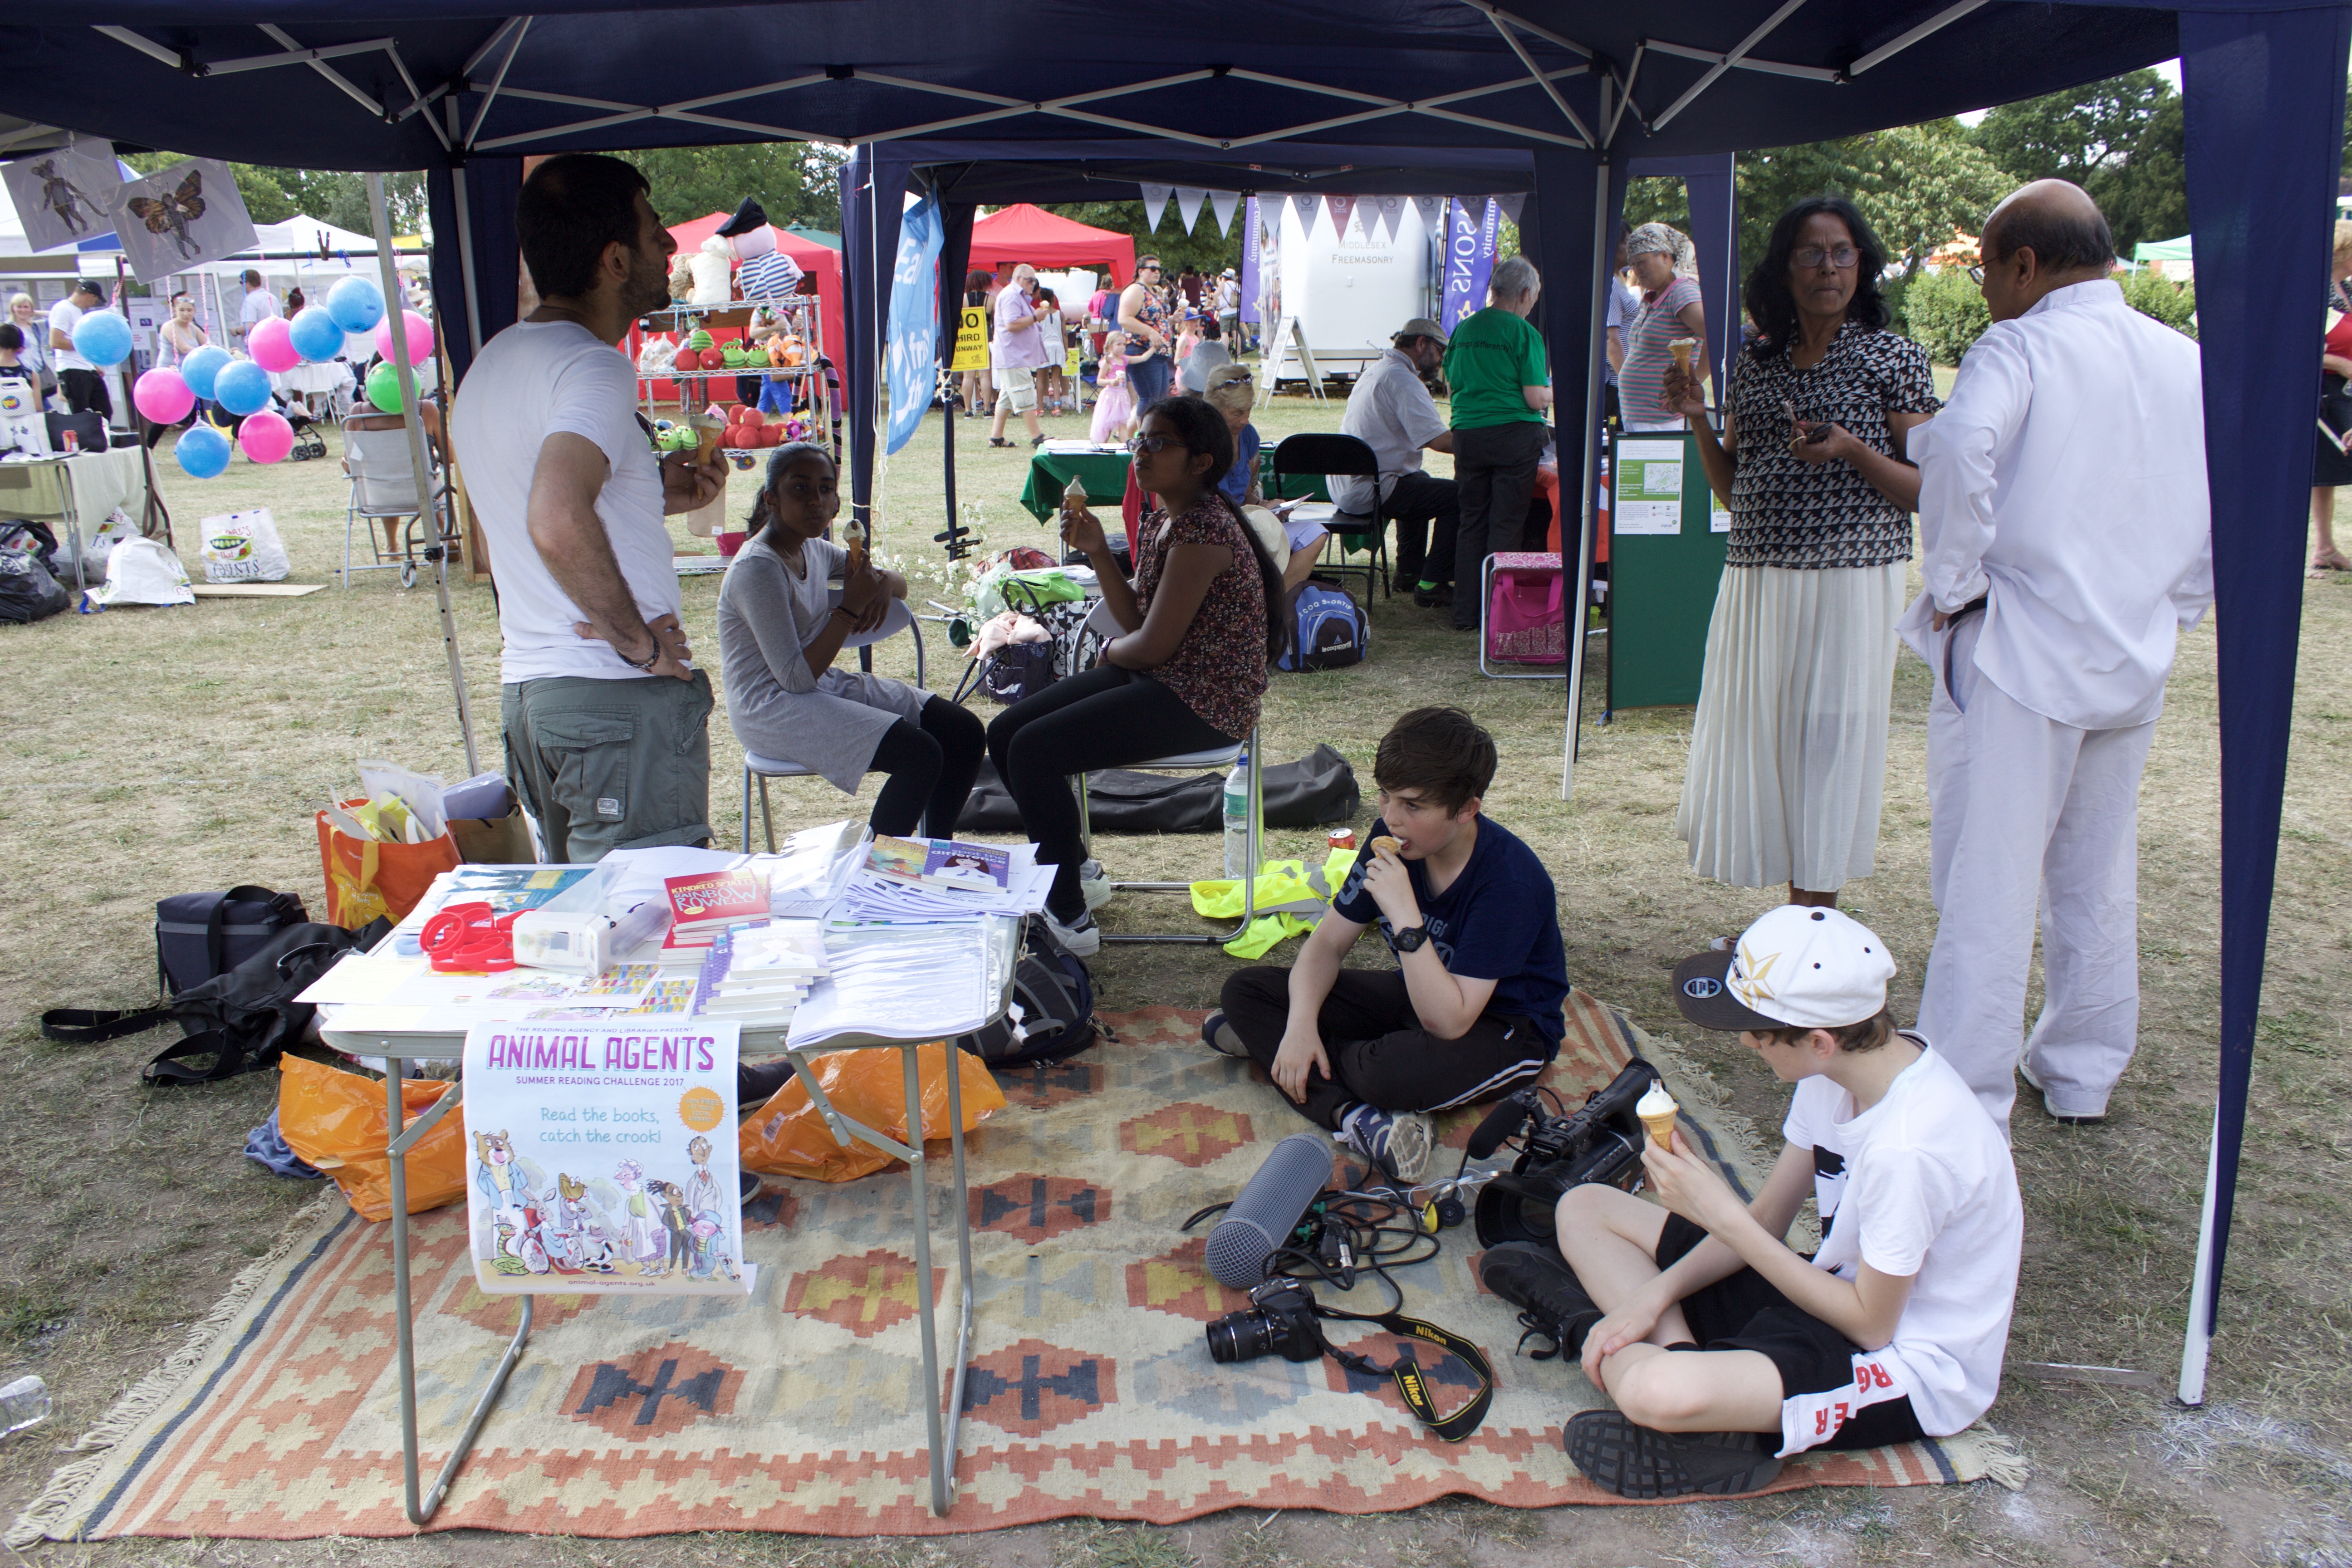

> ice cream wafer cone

[
  {"left": 1369, "top": 835, "right": 1401, "bottom": 858},
  {"left": 1668, "top": 338, "right": 1696, "bottom": 374},
  {"left": 1637, "top": 1078, "right": 1679, "bottom": 1149},
  {"left": 690, "top": 412, "right": 728, "bottom": 465}
]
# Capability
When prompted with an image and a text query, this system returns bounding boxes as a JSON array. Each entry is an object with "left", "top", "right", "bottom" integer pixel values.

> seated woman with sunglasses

[{"left": 987, "top": 395, "right": 1287, "bottom": 954}]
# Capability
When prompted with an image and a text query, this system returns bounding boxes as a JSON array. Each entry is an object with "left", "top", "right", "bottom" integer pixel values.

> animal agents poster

[
  {"left": 104, "top": 157, "right": 257, "bottom": 285},
  {"left": 461, "top": 1019, "right": 754, "bottom": 1297}
]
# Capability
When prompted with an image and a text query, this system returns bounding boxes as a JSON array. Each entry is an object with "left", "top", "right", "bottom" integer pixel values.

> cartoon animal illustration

[
  {"left": 473, "top": 1129, "right": 539, "bottom": 1211},
  {"left": 648, "top": 1179, "right": 693, "bottom": 1274},
  {"left": 126, "top": 168, "right": 207, "bottom": 260},
  {"left": 614, "top": 1158, "right": 663, "bottom": 1267},
  {"left": 687, "top": 1210, "right": 728, "bottom": 1280},
  {"left": 34, "top": 159, "right": 96, "bottom": 235}
]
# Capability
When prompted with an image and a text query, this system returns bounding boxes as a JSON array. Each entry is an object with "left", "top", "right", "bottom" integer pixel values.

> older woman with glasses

[
  {"left": 1665, "top": 195, "right": 1940, "bottom": 911},
  {"left": 9, "top": 294, "right": 51, "bottom": 399}
]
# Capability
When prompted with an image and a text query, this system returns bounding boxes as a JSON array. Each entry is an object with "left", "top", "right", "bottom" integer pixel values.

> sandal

[
  {"left": 2314, "top": 549, "right": 2352, "bottom": 572},
  {"left": 989, "top": 437, "right": 1014, "bottom": 448}
]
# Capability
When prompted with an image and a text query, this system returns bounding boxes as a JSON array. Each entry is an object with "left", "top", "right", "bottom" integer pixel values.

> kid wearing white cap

[{"left": 1479, "top": 905, "right": 2022, "bottom": 1499}]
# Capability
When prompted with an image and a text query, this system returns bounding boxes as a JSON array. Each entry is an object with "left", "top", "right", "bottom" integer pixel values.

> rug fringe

[
  {"left": 5, "top": 1190, "right": 349, "bottom": 1548},
  {"left": 1944, "top": 1422, "right": 2031, "bottom": 1491}
]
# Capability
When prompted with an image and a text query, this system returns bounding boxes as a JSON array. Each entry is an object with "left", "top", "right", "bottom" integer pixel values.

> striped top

[{"left": 1618, "top": 276, "right": 1701, "bottom": 426}]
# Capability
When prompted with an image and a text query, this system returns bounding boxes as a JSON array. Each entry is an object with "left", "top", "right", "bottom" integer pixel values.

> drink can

[
  {"left": 1328, "top": 827, "right": 1356, "bottom": 851},
  {"left": 60, "top": 429, "right": 78, "bottom": 454}
]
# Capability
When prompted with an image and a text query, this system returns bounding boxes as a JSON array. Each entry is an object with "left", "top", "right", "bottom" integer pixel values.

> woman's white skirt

[{"left": 1675, "top": 560, "right": 1906, "bottom": 892}]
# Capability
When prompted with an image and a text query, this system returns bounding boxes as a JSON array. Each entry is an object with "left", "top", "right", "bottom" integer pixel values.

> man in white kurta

[{"left": 1902, "top": 181, "right": 2212, "bottom": 1127}]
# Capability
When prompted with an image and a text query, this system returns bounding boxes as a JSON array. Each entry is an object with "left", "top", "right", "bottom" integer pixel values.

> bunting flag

[
  {"left": 1208, "top": 189, "right": 1240, "bottom": 237},
  {"left": 1175, "top": 187, "right": 1206, "bottom": 234},
  {"left": 1496, "top": 193, "right": 1527, "bottom": 225},
  {"left": 1140, "top": 184, "right": 1172, "bottom": 231},
  {"left": 1411, "top": 194, "right": 1444, "bottom": 233},
  {"left": 1289, "top": 191, "right": 1320, "bottom": 232},
  {"left": 1325, "top": 195, "right": 1357, "bottom": 237},
  {"left": 1374, "top": 195, "right": 1405, "bottom": 241}
]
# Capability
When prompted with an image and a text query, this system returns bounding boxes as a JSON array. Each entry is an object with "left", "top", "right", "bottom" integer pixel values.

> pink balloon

[
  {"left": 238, "top": 410, "right": 295, "bottom": 465},
  {"left": 373, "top": 309, "right": 436, "bottom": 367},
  {"left": 248, "top": 315, "right": 301, "bottom": 373},
  {"left": 133, "top": 368, "right": 196, "bottom": 424}
]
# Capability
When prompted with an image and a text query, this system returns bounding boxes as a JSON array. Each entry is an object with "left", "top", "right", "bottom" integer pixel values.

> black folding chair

[{"left": 1269, "top": 431, "right": 1389, "bottom": 599}]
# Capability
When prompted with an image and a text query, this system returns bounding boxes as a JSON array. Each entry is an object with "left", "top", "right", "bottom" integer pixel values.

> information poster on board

[
  {"left": 461, "top": 1020, "right": 751, "bottom": 1297},
  {"left": 951, "top": 305, "right": 989, "bottom": 372},
  {"left": 1615, "top": 439, "right": 1684, "bottom": 534}
]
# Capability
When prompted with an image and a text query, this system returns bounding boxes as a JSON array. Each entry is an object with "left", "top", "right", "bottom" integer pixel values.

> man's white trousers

[{"left": 1916, "top": 617, "right": 2155, "bottom": 1125}]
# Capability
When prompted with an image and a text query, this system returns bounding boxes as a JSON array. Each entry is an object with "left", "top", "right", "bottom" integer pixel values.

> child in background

[
  {"left": 1090, "top": 329, "right": 1143, "bottom": 445},
  {"left": 1208, "top": 706, "right": 1570, "bottom": 1181},
  {"left": 1481, "top": 906, "right": 2022, "bottom": 1499}
]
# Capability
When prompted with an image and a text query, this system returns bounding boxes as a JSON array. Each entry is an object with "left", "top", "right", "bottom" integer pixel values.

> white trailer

[{"left": 1262, "top": 199, "right": 1433, "bottom": 399}]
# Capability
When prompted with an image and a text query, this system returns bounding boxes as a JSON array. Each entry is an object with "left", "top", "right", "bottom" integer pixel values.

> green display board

[{"left": 1606, "top": 427, "right": 1730, "bottom": 712}]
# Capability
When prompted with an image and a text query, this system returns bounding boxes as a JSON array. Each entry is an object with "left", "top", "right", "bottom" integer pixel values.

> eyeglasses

[
  {"left": 1127, "top": 433, "right": 1186, "bottom": 454},
  {"left": 1140, "top": 264, "right": 1163, "bottom": 273},
  {"left": 1793, "top": 245, "right": 1860, "bottom": 270}
]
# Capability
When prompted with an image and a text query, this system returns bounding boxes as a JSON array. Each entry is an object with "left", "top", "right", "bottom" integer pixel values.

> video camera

[{"left": 1468, "top": 1059, "right": 1658, "bottom": 1247}]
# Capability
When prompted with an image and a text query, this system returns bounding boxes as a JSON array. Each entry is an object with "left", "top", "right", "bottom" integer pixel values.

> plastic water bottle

[
  {"left": 0, "top": 1376, "right": 50, "bottom": 1437},
  {"left": 1223, "top": 754, "right": 1252, "bottom": 879}
]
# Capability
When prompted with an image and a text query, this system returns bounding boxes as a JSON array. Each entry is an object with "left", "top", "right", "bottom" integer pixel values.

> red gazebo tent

[
  {"left": 665, "top": 211, "right": 846, "bottom": 363},
  {"left": 968, "top": 203, "right": 1135, "bottom": 288}
]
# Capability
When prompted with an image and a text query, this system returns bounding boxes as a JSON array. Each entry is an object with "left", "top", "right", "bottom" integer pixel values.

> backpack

[
  {"left": 953, "top": 918, "right": 1102, "bottom": 1067},
  {"left": 43, "top": 916, "right": 392, "bottom": 1086},
  {"left": 155, "top": 886, "right": 310, "bottom": 995},
  {"left": 1276, "top": 575, "right": 1368, "bottom": 672}
]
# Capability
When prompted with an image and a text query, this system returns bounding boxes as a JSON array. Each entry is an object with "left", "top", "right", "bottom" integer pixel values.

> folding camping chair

[
  {"left": 1269, "top": 432, "right": 1390, "bottom": 599},
  {"left": 341, "top": 412, "right": 449, "bottom": 588},
  {"left": 742, "top": 608, "right": 928, "bottom": 851}
]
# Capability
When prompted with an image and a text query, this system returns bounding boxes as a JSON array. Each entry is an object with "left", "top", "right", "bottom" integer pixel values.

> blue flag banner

[
  {"left": 1440, "top": 198, "right": 1499, "bottom": 338},
  {"left": 884, "top": 193, "right": 944, "bottom": 456},
  {"left": 1239, "top": 196, "right": 1262, "bottom": 325}
]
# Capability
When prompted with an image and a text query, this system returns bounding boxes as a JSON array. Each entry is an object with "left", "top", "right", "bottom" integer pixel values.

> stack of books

[
  {"left": 661, "top": 867, "right": 770, "bottom": 951},
  {"left": 692, "top": 920, "right": 828, "bottom": 1019}
]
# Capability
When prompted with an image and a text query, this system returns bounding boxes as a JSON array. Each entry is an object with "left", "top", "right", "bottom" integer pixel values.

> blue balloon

[
  {"left": 72, "top": 311, "right": 133, "bottom": 368},
  {"left": 179, "top": 344, "right": 230, "bottom": 400},
  {"left": 175, "top": 423, "right": 232, "bottom": 479},
  {"left": 212, "top": 358, "right": 273, "bottom": 417},
  {"left": 326, "top": 275, "right": 386, "bottom": 333},
  {"left": 288, "top": 305, "right": 345, "bottom": 363}
]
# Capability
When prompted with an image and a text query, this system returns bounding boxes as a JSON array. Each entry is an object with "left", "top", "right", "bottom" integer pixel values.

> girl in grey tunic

[{"left": 715, "top": 444, "right": 984, "bottom": 837}]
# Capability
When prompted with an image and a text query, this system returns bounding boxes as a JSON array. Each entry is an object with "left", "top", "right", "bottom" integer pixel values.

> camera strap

[{"left": 1311, "top": 1304, "right": 1495, "bottom": 1443}]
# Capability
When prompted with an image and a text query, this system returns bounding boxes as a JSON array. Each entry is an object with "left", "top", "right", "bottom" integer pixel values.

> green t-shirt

[{"left": 1443, "top": 306, "right": 1549, "bottom": 430}]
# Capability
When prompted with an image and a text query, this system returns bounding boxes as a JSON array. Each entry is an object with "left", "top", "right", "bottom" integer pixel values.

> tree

[
  {"left": 120, "top": 154, "right": 427, "bottom": 240},
  {"left": 1970, "top": 69, "right": 2188, "bottom": 254},
  {"left": 1738, "top": 121, "right": 2014, "bottom": 275},
  {"left": 619, "top": 143, "right": 846, "bottom": 233},
  {"left": 1045, "top": 201, "right": 1240, "bottom": 279}
]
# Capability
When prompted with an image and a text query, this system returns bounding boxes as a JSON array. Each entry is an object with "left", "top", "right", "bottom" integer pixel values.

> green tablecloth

[{"left": 1018, "top": 449, "right": 1329, "bottom": 523}]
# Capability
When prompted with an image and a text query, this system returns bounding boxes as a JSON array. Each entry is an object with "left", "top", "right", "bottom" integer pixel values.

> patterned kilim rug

[{"left": 15, "top": 992, "right": 2021, "bottom": 1544}]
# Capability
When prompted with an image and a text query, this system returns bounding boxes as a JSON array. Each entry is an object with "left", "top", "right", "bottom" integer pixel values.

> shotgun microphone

[
  {"left": 1465, "top": 1091, "right": 1539, "bottom": 1161},
  {"left": 1204, "top": 1132, "right": 1335, "bottom": 1288}
]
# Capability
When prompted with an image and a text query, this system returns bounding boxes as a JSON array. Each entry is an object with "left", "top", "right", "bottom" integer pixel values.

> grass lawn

[{"left": 0, "top": 358, "right": 2346, "bottom": 1566}]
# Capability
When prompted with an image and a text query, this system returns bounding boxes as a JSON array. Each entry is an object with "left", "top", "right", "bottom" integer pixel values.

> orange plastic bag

[
  {"left": 277, "top": 1054, "right": 468, "bottom": 1220},
  {"left": 316, "top": 798, "right": 462, "bottom": 928},
  {"left": 740, "top": 1043, "right": 1007, "bottom": 1181}
]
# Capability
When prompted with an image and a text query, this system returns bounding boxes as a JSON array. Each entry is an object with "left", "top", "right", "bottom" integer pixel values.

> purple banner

[
  {"left": 1440, "top": 197, "right": 1499, "bottom": 337},
  {"left": 1240, "top": 195, "right": 1262, "bottom": 323}
]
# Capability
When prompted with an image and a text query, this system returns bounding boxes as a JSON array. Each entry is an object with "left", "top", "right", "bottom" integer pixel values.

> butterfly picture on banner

[
  {"left": 1, "top": 140, "right": 124, "bottom": 253},
  {"left": 106, "top": 158, "right": 257, "bottom": 284}
]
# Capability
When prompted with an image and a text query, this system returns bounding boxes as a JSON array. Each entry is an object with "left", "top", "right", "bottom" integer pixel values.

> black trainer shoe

[
  {"left": 1564, "top": 1410, "right": 1785, "bottom": 1498},
  {"left": 1478, "top": 1242, "right": 1602, "bottom": 1362},
  {"left": 1413, "top": 584, "right": 1454, "bottom": 608}
]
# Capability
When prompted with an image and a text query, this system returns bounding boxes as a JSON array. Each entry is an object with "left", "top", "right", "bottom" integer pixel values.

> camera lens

[{"left": 1205, "top": 1309, "right": 1273, "bottom": 1364}]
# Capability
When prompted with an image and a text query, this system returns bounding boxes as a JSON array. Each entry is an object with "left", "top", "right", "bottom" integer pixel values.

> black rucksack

[
  {"left": 156, "top": 886, "right": 310, "bottom": 996},
  {"left": 954, "top": 918, "right": 1103, "bottom": 1068},
  {"left": 44, "top": 917, "right": 391, "bottom": 1086}
]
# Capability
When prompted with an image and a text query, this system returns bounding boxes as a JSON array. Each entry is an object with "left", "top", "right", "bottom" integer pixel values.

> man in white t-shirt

[
  {"left": 48, "top": 279, "right": 110, "bottom": 418},
  {"left": 449, "top": 153, "right": 724, "bottom": 862},
  {"left": 234, "top": 269, "right": 279, "bottom": 348},
  {"left": 1335, "top": 319, "right": 1457, "bottom": 607},
  {"left": 1480, "top": 905, "right": 2021, "bottom": 1499}
]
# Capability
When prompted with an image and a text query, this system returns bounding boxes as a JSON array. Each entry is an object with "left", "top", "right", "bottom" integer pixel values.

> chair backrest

[
  {"left": 343, "top": 418, "right": 422, "bottom": 513},
  {"left": 1271, "top": 431, "right": 1378, "bottom": 481}
]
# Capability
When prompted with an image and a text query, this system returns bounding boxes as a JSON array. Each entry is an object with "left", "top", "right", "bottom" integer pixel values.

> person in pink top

[{"left": 989, "top": 264, "right": 1050, "bottom": 449}]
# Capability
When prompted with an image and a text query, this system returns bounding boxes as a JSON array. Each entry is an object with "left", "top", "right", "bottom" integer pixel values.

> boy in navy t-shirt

[{"left": 1209, "top": 706, "right": 1570, "bottom": 1181}]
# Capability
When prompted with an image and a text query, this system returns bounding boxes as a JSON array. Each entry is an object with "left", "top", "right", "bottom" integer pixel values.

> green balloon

[{"left": 365, "top": 360, "right": 406, "bottom": 413}]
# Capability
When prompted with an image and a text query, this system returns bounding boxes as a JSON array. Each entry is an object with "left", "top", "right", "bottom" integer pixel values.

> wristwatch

[{"left": 1391, "top": 922, "right": 1431, "bottom": 953}]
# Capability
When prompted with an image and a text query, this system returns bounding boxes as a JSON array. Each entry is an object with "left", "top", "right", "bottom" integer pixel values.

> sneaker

[
  {"left": 1080, "top": 862, "right": 1113, "bottom": 911},
  {"left": 1200, "top": 1010, "right": 1250, "bottom": 1057},
  {"left": 1413, "top": 584, "right": 1454, "bottom": 608},
  {"left": 1043, "top": 907, "right": 1101, "bottom": 958},
  {"left": 2018, "top": 1058, "right": 2105, "bottom": 1124},
  {"left": 1563, "top": 1410, "right": 1785, "bottom": 1499},
  {"left": 739, "top": 1171, "right": 766, "bottom": 1203},
  {"left": 736, "top": 1058, "right": 797, "bottom": 1104},
  {"left": 1340, "top": 1105, "right": 1436, "bottom": 1183},
  {"left": 1478, "top": 1241, "right": 1603, "bottom": 1362}
]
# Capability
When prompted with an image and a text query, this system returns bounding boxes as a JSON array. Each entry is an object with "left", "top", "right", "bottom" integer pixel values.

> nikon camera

[{"left": 1205, "top": 1276, "right": 1324, "bottom": 1364}]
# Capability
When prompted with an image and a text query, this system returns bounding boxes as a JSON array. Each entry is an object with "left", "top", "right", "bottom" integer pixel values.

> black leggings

[
  {"left": 985, "top": 665, "right": 1235, "bottom": 919},
  {"left": 864, "top": 695, "right": 987, "bottom": 839}
]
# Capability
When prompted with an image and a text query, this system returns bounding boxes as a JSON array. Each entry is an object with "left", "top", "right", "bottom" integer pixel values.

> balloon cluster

[{"left": 122, "top": 276, "right": 436, "bottom": 477}]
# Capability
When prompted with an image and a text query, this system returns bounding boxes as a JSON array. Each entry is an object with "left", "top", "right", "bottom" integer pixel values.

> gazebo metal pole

[{"left": 1562, "top": 160, "right": 1611, "bottom": 800}]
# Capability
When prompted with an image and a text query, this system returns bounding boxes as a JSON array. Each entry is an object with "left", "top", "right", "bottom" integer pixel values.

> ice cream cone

[
  {"left": 1668, "top": 338, "right": 1696, "bottom": 374},
  {"left": 1369, "top": 835, "right": 1401, "bottom": 858},
  {"left": 1636, "top": 1078, "right": 1679, "bottom": 1149},
  {"left": 690, "top": 412, "right": 728, "bottom": 466}
]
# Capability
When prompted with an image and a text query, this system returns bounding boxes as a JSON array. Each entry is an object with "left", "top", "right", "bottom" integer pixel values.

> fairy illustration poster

[
  {"left": 103, "top": 157, "right": 257, "bottom": 284},
  {"left": 461, "top": 1020, "right": 752, "bottom": 1297},
  {"left": 2, "top": 140, "right": 124, "bottom": 253}
]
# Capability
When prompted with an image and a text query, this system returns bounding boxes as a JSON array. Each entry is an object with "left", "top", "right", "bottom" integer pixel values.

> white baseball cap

[{"left": 1671, "top": 906, "right": 1897, "bottom": 1032}]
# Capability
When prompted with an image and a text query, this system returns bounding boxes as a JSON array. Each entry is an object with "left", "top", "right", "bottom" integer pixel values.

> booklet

[
  {"left": 867, "top": 834, "right": 1013, "bottom": 891},
  {"left": 460, "top": 1019, "right": 753, "bottom": 1296}
]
